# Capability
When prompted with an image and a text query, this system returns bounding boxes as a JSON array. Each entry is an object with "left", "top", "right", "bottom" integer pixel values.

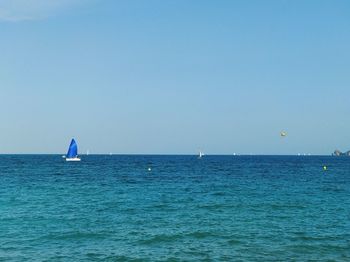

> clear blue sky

[{"left": 0, "top": 0, "right": 349, "bottom": 154}]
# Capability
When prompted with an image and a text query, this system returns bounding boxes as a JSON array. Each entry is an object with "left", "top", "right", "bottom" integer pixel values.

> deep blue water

[{"left": 0, "top": 155, "right": 349, "bottom": 261}]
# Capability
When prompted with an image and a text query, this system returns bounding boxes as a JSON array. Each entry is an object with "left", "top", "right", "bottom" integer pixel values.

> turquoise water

[{"left": 1, "top": 155, "right": 349, "bottom": 261}]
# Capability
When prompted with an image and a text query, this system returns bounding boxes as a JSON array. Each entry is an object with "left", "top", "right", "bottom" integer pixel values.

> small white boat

[{"left": 65, "top": 138, "right": 81, "bottom": 162}]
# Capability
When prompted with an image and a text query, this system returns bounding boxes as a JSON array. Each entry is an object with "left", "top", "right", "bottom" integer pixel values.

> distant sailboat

[
  {"left": 198, "top": 151, "right": 204, "bottom": 159},
  {"left": 65, "top": 139, "right": 81, "bottom": 162}
]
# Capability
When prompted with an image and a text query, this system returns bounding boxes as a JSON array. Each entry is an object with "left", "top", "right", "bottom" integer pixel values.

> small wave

[
  {"left": 321, "top": 186, "right": 346, "bottom": 193},
  {"left": 186, "top": 231, "right": 217, "bottom": 239},
  {"left": 43, "top": 232, "right": 109, "bottom": 241},
  {"left": 150, "top": 203, "right": 171, "bottom": 209},
  {"left": 269, "top": 203, "right": 307, "bottom": 210},
  {"left": 98, "top": 254, "right": 146, "bottom": 262},
  {"left": 227, "top": 239, "right": 242, "bottom": 245},
  {"left": 197, "top": 204, "right": 226, "bottom": 210},
  {"left": 139, "top": 234, "right": 183, "bottom": 245},
  {"left": 211, "top": 192, "right": 226, "bottom": 196}
]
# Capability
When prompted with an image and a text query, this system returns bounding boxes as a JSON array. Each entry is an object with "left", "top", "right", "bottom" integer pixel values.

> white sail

[{"left": 198, "top": 151, "right": 204, "bottom": 158}]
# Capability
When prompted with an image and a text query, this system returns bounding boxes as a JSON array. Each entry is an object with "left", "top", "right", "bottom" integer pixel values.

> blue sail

[{"left": 66, "top": 139, "right": 78, "bottom": 158}]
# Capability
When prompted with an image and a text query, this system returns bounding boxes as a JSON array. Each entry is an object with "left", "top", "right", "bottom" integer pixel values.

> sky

[{"left": 0, "top": 0, "right": 349, "bottom": 155}]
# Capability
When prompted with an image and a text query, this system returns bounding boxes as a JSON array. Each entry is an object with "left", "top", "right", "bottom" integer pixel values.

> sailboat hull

[{"left": 66, "top": 158, "right": 81, "bottom": 162}]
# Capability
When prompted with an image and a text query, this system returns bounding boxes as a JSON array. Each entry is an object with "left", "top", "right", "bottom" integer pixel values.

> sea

[{"left": 0, "top": 155, "right": 349, "bottom": 261}]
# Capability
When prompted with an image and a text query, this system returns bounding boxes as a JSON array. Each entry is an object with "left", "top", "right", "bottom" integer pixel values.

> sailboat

[
  {"left": 198, "top": 150, "right": 204, "bottom": 159},
  {"left": 64, "top": 139, "right": 81, "bottom": 162}
]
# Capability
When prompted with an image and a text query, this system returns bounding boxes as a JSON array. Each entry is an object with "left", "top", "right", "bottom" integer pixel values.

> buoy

[
  {"left": 148, "top": 167, "right": 151, "bottom": 171},
  {"left": 323, "top": 166, "right": 327, "bottom": 171}
]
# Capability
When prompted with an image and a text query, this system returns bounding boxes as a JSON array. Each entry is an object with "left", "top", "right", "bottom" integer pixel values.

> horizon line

[{"left": 0, "top": 153, "right": 333, "bottom": 156}]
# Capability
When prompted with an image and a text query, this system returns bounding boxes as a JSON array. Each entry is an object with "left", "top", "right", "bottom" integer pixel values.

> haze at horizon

[{"left": 0, "top": 0, "right": 349, "bottom": 155}]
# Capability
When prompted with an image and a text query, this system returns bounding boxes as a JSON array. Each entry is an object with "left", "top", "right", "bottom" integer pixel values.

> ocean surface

[{"left": 0, "top": 155, "right": 349, "bottom": 261}]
